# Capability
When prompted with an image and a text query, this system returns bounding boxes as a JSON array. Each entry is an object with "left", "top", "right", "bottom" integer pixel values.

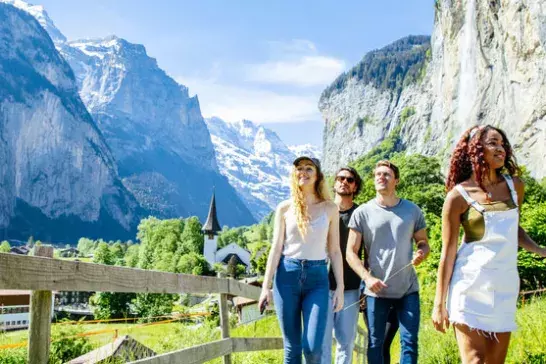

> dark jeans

[
  {"left": 363, "top": 305, "right": 399, "bottom": 363},
  {"left": 366, "top": 292, "right": 420, "bottom": 364},
  {"left": 273, "top": 256, "right": 329, "bottom": 364}
]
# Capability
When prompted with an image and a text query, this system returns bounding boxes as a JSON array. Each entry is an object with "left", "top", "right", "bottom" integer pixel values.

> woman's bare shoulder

[
  {"left": 276, "top": 200, "right": 291, "bottom": 212},
  {"left": 445, "top": 187, "right": 470, "bottom": 213}
]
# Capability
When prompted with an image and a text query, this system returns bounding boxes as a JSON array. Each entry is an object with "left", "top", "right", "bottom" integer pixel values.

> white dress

[{"left": 447, "top": 175, "right": 520, "bottom": 333}]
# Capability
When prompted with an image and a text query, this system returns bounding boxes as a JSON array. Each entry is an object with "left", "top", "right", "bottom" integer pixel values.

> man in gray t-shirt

[{"left": 346, "top": 160, "right": 429, "bottom": 364}]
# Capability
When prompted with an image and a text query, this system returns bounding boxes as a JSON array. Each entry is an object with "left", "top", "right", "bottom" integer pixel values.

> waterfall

[{"left": 456, "top": 0, "right": 479, "bottom": 127}]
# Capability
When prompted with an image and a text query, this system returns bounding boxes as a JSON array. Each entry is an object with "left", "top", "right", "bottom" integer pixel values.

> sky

[{"left": 38, "top": 0, "right": 435, "bottom": 146}]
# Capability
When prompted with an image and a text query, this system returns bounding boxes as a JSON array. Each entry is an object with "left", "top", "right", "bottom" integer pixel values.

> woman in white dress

[{"left": 431, "top": 125, "right": 546, "bottom": 363}]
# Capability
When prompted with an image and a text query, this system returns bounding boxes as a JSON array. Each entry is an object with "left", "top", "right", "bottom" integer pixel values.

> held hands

[
  {"left": 431, "top": 305, "right": 450, "bottom": 333},
  {"left": 332, "top": 287, "right": 344, "bottom": 313},
  {"left": 364, "top": 276, "right": 388, "bottom": 294},
  {"left": 258, "top": 288, "right": 272, "bottom": 314},
  {"left": 412, "top": 249, "right": 426, "bottom": 266}
]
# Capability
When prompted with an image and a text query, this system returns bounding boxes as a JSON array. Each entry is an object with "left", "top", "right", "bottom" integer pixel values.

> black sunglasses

[{"left": 336, "top": 176, "right": 355, "bottom": 183}]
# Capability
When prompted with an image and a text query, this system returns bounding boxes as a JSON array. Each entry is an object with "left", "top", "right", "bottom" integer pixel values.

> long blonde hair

[{"left": 290, "top": 163, "right": 330, "bottom": 237}]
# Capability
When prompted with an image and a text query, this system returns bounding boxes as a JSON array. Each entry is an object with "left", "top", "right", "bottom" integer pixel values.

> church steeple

[{"left": 202, "top": 191, "right": 221, "bottom": 236}]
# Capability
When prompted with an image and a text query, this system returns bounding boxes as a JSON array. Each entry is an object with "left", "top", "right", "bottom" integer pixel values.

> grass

[
  {"left": 1, "top": 297, "right": 546, "bottom": 363},
  {"left": 385, "top": 294, "right": 546, "bottom": 364}
]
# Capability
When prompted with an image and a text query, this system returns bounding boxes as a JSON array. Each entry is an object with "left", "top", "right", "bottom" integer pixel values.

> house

[
  {"left": 0, "top": 290, "right": 54, "bottom": 331},
  {"left": 68, "top": 335, "right": 155, "bottom": 363},
  {"left": 232, "top": 277, "right": 270, "bottom": 324},
  {"left": 202, "top": 192, "right": 251, "bottom": 271},
  {"left": 9, "top": 246, "right": 30, "bottom": 255},
  {"left": 54, "top": 291, "right": 94, "bottom": 319},
  {"left": 60, "top": 247, "right": 80, "bottom": 258}
]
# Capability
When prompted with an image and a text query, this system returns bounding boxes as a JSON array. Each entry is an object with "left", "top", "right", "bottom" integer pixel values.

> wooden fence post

[
  {"left": 28, "top": 245, "right": 54, "bottom": 364},
  {"left": 219, "top": 293, "right": 232, "bottom": 364}
]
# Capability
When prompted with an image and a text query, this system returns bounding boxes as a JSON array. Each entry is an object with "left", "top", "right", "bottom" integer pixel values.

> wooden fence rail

[{"left": 0, "top": 251, "right": 283, "bottom": 364}]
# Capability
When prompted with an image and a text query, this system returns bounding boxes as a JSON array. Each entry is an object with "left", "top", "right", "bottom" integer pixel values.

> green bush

[{"left": 48, "top": 321, "right": 92, "bottom": 363}]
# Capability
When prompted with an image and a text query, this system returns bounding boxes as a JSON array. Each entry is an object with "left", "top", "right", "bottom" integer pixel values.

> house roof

[
  {"left": 202, "top": 192, "right": 221, "bottom": 235},
  {"left": 239, "top": 277, "right": 263, "bottom": 287},
  {"left": 233, "top": 296, "right": 257, "bottom": 307},
  {"left": 61, "top": 247, "right": 79, "bottom": 252},
  {"left": 9, "top": 246, "right": 29, "bottom": 255},
  {"left": 0, "top": 290, "right": 31, "bottom": 297},
  {"left": 68, "top": 335, "right": 155, "bottom": 363}
]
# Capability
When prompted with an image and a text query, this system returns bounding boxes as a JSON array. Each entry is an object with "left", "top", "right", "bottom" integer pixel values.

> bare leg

[
  {"left": 453, "top": 323, "right": 487, "bottom": 364},
  {"left": 484, "top": 332, "right": 511, "bottom": 364}
]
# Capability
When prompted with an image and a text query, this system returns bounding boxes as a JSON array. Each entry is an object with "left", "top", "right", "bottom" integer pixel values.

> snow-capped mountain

[
  {"left": 289, "top": 144, "right": 323, "bottom": 161},
  {"left": 1, "top": 0, "right": 65, "bottom": 43},
  {"left": 2, "top": 0, "right": 256, "bottom": 234},
  {"left": 58, "top": 36, "right": 254, "bottom": 226},
  {"left": 206, "top": 117, "right": 321, "bottom": 220},
  {"left": 0, "top": 2, "right": 141, "bottom": 242}
]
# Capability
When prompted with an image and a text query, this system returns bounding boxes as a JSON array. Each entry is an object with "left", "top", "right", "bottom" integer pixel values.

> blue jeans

[
  {"left": 274, "top": 256, "right": 329, "bottom": 364},
  {"left": 321, "top": 289, "right": 360, "bottom": 364},
  {"left": 366, "top": 292, "right": 420, "bottom": 364}
]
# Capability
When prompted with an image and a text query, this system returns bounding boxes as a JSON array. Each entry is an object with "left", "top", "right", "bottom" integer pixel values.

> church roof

[{"left": 202, "top": 192, "right": 221, "bottom": 235}]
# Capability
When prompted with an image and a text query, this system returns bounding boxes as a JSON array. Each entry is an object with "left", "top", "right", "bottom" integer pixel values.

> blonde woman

[{"left": 258, "top": 156, "right": 344, "bottom": 364}]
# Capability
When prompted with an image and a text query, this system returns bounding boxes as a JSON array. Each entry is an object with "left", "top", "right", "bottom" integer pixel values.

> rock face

[
  {"left": 320, "top": 1, "right": 546, "bottom": 178},
  {"left": 59, "top": 37, "right": 256, "bottom": 227},
  {"left": 206, "top": 117, "right": 321, "bottom": 220},
  {"left": 0, "top": 3, "right": 141, "bottom": 242}
]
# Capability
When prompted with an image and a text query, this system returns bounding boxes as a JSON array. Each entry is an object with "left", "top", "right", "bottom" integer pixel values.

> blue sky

[{"left": 39, "top": 0, "right": 434, "bottom": 146}]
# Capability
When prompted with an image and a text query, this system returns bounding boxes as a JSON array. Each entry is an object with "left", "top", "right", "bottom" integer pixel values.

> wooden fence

[
  {"left": 0, "top": 247, "right": 283, "bottom": 364},
  {"left": 353, "top": 324, "right": 368, "bottom": 364}
]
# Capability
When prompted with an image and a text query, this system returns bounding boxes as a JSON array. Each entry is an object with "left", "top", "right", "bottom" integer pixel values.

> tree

[
  {"left": 0, "top": 241, "right": 10, "bottom": 253},
  {"left": 137, "top": 217, "right": 185, "bottom": 269},
  {"left": 217, "top": 227, "right": 249, "bottom": 249},
  {"left": 179, "top": 216, "right": 204, "bottom": 255},
  {"left": 521, "top": 202, "right": 546, "bottom": 244},
  {"left": 258, "top": 223, "right": 268, "bottom": 241},
  {"left": 90, "top": 292, "right": 135, "bottom": 320},
  {"left": 93, "top": 242, "right": 114, "bottom": 265},
  {"left": 91, "top": 242, "right": 134, "bottom": 320},
  {"left": 125, "top": 244, "right": 140, "bottom": 268},
  {"left": 226, "top": 255, "right": 246, "bottom": 279},
  {"left": 176, "top": 252, "right": 212, "bottom": 276},
  {"left": 133, "top": 293, "right": 177, "bottom": 321},
  {"left": 134, "top": 217, "right": 187, "bottom": 320},
  {"left": 109, "top": 242, "right": 125, "bottom": 261},
  {"left": 250, "top": 242, "right": 270, "bottom": 275}
]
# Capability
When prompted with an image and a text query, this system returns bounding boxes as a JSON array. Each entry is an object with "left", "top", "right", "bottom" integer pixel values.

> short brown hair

[{"left": 374, "top": 160, "right": 400, "bottom": 179}]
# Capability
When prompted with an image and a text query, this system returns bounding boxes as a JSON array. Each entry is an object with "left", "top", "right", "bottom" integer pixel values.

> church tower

[{"left": 202, "top": 191, "right": 221, "bottom": 267}]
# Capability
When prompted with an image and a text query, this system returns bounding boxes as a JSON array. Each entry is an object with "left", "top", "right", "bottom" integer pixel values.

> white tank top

[{"left": 282, "top": 202, "right": 329, "bottom": 260}]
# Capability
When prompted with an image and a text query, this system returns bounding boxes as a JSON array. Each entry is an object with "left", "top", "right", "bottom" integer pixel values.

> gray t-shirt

[{"left": 348, "top": 198, "right": 426, "bottom": 299}]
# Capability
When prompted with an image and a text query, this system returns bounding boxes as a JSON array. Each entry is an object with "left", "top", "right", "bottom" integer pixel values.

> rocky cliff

[
  {"left": 0, "top": 3, "right": 141, "bottom": 242},
  {"left": 320, "top": 0, "right": 546, "bottom": 178},
  {"left": 59, "top": 37, "right": 256, "bottom": 227}
]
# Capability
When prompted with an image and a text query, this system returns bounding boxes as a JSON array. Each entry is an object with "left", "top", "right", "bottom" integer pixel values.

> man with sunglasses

[{"left": 321, "top": 167, "right": 363, "bottom": 364}]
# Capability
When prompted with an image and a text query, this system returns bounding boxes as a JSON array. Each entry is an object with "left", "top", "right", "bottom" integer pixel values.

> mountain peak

[
  {"left": 1, "top": 0, "right": 66, "bottom": 43},
  {"left": 206, "top": 116, "right": 321, "bottom": 220}
]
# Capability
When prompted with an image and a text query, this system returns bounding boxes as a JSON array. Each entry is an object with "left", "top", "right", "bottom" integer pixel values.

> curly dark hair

[{"left": 446, "top": 125, "right": 520, "bottom": 192}]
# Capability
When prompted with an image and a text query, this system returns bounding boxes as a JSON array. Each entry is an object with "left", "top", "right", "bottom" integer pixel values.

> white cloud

[
  {"left": 246, "top": 55, "right": 346, "bottom": 87},
  {"left": 175, "top": 39, "right": 344, "bottom": 123},
  {"left": 177, "top": 76, "right": 320, "bottom": 124}
]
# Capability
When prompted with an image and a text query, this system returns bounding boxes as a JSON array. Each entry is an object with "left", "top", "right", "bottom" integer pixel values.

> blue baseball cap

[{"left": 293, "top": 156, "right": 321, "bottom": 170}]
